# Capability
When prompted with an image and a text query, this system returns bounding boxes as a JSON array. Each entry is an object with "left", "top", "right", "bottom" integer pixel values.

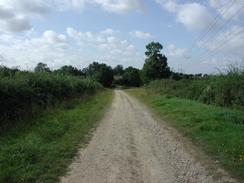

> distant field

[
  {"left": 128, "top": 88, "right": 244, "bottom": 180},
  {"left": 0, "top": 90, "right": 113, "bottom": 183}
]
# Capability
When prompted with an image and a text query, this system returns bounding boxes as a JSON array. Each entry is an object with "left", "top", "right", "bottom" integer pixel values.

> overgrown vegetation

[
  {"left": 113, "top": 65, "right": 141, "bottom": 87},
  {"left": 128, "top": 88, "right": 244, "bottom": 180},
  {"left": 0, "top": 90, "right": 112, "bottom": 183},
  {"left": 83, "top": 62, "right": 114, "bottom": 87},
  {"left": 0, "top": 68, "right": 102, "bottom": 129},
  {"left": 146, "top": 66, "right": 244, "bottom": 110}
]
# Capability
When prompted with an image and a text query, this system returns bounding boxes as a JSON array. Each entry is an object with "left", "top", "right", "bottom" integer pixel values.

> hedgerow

[
  {"left": 0, "top": 71, "right": 102, "bottom": 128},
  {"left": 146, "top": 67, "right": 244, "bottom": 110}
]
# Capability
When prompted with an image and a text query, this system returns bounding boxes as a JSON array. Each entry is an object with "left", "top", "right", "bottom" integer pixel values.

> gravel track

[{"left": 60, "top": 90, "right": 237, "bottom": 183}]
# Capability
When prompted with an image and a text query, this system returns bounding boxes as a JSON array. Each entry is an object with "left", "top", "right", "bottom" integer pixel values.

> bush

[
  {"left": 83, "top": 62, "right": 114, "bottom": 87},
  {"left": 146, "top": 67, "right": 244, "bottom": 110},
  {"left": 0, "top": 71, "right": 102, "bottom": 128},
  {"left": 122, "top": 67, "right": 141, "bottom": 87}
]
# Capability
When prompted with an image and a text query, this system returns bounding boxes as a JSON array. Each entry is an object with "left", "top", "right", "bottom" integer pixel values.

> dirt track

[{"left": 60, "top": 90, "right": 237, "bottom": 183}]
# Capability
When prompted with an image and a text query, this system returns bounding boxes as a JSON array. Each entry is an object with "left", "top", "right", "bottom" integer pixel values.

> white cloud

[
  {"left": 167, "top": 44, "right": 188, "bottom": 59},
  {"left": 90, "top": 0, "right": 143, "bottom": 13},
  {"left": 0, "top": 0, "right": 50, "bottom": 15},
  {"left": 14, "top": 30, "right": 68, "bottom": 50},
  {"left": 100, "top": 28, "right": 119, "bottom": 35},
  {"left": 55, "top": 0, "right": 143, "bottom": 13},
  {"left": 67, "top": 27, "right": 143, "bottom": 67},
  {"left": 130, "top": 30, "right": 153, "bottom": 40},
  {"left": 0, "top": 15, "right": 31, "bottom": 33},
  {"left": 0, "top": 30, "right": 72, "bottom": 68},
  {"left": 0, "top": 0, "right": 50, "bottom": 33},
  {"left": 0, "top": 6, "right": 14, "bottom": 19},
  {"left": 51, "top": 0, "right": 85, "bottom": 11},
  {"left": 0, "top": 5, "right": 31, "bottom": 32},
  {"left": 42, "top": 30, "right": 67, "bottom": 47},
  {"left": 209, "top": 0, "right": 244, "bottom": 20},
  {"left": 156, "top": 0, "right": 215, "bottom": 32},
  {"left": 198, "top": 25, "right": 244, "bottom": 57},
  {"left": 0, "top": 28, "right": 143, "bottom": 69},
  {"left": 0, "top": 0, "right": 143, "bottom": 33}
]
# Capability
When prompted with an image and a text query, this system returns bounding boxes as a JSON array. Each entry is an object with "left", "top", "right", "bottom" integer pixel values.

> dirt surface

[{"left": 60, "top": 90, "right": 238, "bottom": 183}]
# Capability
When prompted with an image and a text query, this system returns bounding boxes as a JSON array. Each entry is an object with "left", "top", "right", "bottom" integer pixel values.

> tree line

[{"left": 1, "top": 42, "right": 206, "bottom": 88}]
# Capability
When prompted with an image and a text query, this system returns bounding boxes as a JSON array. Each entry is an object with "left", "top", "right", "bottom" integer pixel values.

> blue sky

[{"left": 0, "top": 0, "right": 243, "bottom": 73}]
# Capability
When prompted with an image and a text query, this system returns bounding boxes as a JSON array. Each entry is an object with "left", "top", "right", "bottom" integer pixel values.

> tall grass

[
  {"left": 147, "top": 67, "right": 244, "bottom": 110},
  {"left": 0, "top": 90, "right": 112, "bottom": 183},
  {"left": 0, "top": 71, "right": 102, "bottom": 129}
]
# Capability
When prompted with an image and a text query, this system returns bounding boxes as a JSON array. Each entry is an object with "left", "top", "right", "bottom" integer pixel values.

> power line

[
  {"left": 198, "top": 27, "right": 244, "bottom": 62},
  {"left": 194, "top": 0, "right": 236, "bottom": 44},
  {"left": 189, "top": 1, "right": 240, "bottom": 59},
  {"left": 185, "top": 0, "right": 236, "bottom": 58},
  {"left": 192, "top": 5, "right": 244, "bottom": 60}
]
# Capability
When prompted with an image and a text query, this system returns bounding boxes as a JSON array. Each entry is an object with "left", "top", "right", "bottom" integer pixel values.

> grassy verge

[
  {"left": 0, "top": 90, "right": 113, "bottom": 183},
  {"left": 127, "top": 88, "right": 244, "bottom": 180}
]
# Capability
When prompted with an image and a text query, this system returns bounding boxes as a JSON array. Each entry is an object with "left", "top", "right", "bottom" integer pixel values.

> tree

[
  {"left": 142, "top": 42, "right": 170, "bottom": 83},
  {"left": 56, "top": 65, "right": 84, "bottom": 76},
  {"left": 34, "top": 62, "right": 51, "bottom": 73},
  {"left": 83, "top": 62, "right": 114, "bottom": 87},
  {"left": 122, "top": 67, "right": 141, "bottom": 87},
  {"left": 0, "top": 66, "right": 19, "bottom": 77},
  {"left": 113, "top": 65, "right": 124, "bottom": 76}
]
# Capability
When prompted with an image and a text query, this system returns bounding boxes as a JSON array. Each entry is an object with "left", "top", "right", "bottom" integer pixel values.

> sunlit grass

[
  {"left": 128, "top": 88, "right": 244, "bottom": 180},
  {"left": 0, "top": 90, "right": 113, "bottom": 183}
]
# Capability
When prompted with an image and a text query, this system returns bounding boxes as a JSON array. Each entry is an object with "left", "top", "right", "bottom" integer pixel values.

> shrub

[
  {"left": 0, "top": 71, "right": 102, "bottom": 128},
  {"left": 146, "top": 67, "right": 244, "bottom": 110}
]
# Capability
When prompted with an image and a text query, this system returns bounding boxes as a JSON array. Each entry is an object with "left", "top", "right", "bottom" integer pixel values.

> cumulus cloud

[
  {"left": 0, "top": 30, "right": 71, "bottom": 68},
  {"left": 130, "top": 30, "right": 153, "bottom": 40},
  {"left": 0, "top": 0, "right": 143, "bottom": 33},
  {"left": 0, "top": 28, "right": 143, "bottom": 69},
  {"left": 90, "top": 0, "right": 143, "bottom": 13},
  {"left": 0, "top": 5, "right": 31, "bottom": 32},
  {"left": 54, "top": 0, "right": 143, "bottom": 13},
  {"left": 167, "top": 44, "right": 189, "bottom": 59},
  {"left": 100, "top": 28, "right": 119, "bottom": 35},
  {"left": 13, "top": 30, "right": 68, "bottom": 50},
  {"left": 67, "top": 27, "right": 142, "bottom": 66},
  {"left": 198, "top": 25, "right": 244, "bottom": 57},
  {"left": 209, "top": 0, "right": 244, "bottom": 20},
  {"left": 0, "top": 15, "right": 31, "bottom": 33},
  {"left": 156, "top": 0, "right": 215, "bottom": 32},
  {"left": 0, "top": 0, "right": 50, "bottom": 33}
]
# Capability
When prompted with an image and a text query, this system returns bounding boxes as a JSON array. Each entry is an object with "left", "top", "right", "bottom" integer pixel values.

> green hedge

[{"left": 0, "top": 72, "right": 102, "bottom": 127}]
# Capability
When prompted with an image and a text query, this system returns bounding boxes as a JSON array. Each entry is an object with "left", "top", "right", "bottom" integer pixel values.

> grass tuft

[{"left": 0, "top": 90, "right": 113, "bottom": 183}]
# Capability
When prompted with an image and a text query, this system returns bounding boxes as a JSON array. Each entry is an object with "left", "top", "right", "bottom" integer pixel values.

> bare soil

[{"left": 60, "top": 90, "right": 238, "bottom": 183}]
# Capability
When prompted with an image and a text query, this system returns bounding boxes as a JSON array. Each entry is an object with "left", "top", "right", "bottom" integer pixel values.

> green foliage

[
  {"left": 142, "top": 42, "right": 171, "bottom": 83},
  {"left": 0, "top": 66, "right": 20, "bottom": 77},
  {"left": 54, "top": 65, "right": 84, "bottom": 76},
  {"left": 145, "top": 42, "right": 163, "bottom": 57},
  {"left": 122, "top": 67, "right": 141, "bottom": 87},
  {"left": 146, "top": 68, "right": 244, "bottom": 110},
  {"left": 0, "top": 90, "right": 112, "bottom": 183},
  {"left": 34, "top": 63, "right": 51, "bottom": 73},
  {"left": 113, "top": 65, "right": 124, "bottom": 76},
  {"left": 128, "top": 88, "right": 244, "bottom": 179},
  {"left": 0, "top": 71, "right": 102, "bottom": 129},
  {"left": 84, "top": 62, "right": 114, "bottom": 87}
]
